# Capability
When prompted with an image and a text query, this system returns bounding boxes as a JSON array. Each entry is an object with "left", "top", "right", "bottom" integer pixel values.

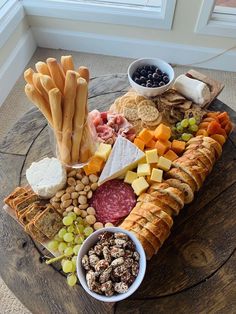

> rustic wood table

[{"left": 0, "top": 74, "right": 236, "bottom": 314}]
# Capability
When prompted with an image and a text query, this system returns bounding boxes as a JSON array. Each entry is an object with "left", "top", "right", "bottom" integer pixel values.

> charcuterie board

[{"left": 1, "top": 70, "right": 236, "bottom": 313}]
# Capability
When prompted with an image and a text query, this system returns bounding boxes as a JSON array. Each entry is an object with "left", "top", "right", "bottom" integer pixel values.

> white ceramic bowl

[
  {"left": 128, "top": 58, "right": 175, "bottom": 98},
  {"left": 77, "top": 227, "right": 146, "bottom": 302}
]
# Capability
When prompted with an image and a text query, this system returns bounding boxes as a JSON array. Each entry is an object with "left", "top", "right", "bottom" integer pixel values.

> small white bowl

[
  {"left": 128, "top": 58, "right": 175, "bottom": 98},
  {"left": 77, "top": 227, "right": 146, "bottom": 302}
]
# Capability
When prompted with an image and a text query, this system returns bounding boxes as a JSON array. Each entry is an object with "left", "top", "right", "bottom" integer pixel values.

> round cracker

[
  {"left": 135, "top": 95, "right": 147, "bottom": 104},
  {"left": 123, "top": 106, "right": 139, "bottom": 121},
  {"left": 143, "top": 113, "right": 162, "bottom": 126},
  {"left": 138, "top": 104, "right": 159, "bottom": 122},
  {"left": 138, "top": 99, "right": 156, "bottom": 108}
]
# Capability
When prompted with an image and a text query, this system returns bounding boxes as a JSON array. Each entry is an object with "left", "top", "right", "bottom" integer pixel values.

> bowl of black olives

[{"left": 128, "top": 58, "right": 174, "bottom": 97}]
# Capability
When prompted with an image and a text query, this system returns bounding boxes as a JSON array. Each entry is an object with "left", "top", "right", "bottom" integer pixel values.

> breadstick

[
  {"left": 25, "top": 84, "right": 53, "bottom": 127},
  {"left": 71, "top": 78, "right": 88, "bottom": 163},
  {"left": 61, "top": 55, "right": 74, "bottom": 74},
  {"left": 46, "top": 58, "right": 65, "bottom": 94},
  {"left": 61, "top": 71, "right": 77, "bottom": 164},
  {"left": 49, "top": 88, "right": 63, "bottom": 157},
  {"left": 40, "top": 75, "right": 56, "bottom": 93},
  {"left": 67, "top": 70, "right": 80, "bottom": 80},
  {"left": 24, "top": 68, "right": 35, "bottom": 85},
  {"left": 35, "top": 62, "right": 50, "bottom": 76},
  {"left": 33, "top": 73, "right": 49, "bottom": 103},
  {"left": 78, "top": 66, "right": 90, "bottom": 83}
]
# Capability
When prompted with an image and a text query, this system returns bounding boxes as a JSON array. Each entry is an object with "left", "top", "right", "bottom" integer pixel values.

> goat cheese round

[{"left": 26, "top": 157, "right": 67, "bottom": 198}]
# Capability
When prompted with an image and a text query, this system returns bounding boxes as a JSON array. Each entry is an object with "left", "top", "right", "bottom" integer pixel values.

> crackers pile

[{"left": 110, "top": 91, "right": 162, "bottom": 133}]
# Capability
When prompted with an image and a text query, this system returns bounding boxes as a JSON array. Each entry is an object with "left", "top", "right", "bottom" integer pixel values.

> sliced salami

[{"left": 90, "top": 179, "right": 136, "bottom": 225}]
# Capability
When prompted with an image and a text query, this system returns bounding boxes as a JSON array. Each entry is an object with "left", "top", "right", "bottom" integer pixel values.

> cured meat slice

[{"left": 90, "top": 179, "right": 136, "bottom": 225}]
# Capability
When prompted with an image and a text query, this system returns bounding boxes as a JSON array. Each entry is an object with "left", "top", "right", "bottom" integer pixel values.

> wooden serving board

[{"left": 0, "top": 74, "right": 235, "bottom": 314}]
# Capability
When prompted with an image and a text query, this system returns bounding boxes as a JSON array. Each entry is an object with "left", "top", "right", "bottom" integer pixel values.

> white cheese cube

[
  {"left": 132, "top": 177, "right": 149, "bottom": 196},
  {"left": 95, "top": 143, "right": 112, "bottom": 161},
  {"left": 124, "top": 171, "right": 138, "bottom": 184},
  {"left": 137, "top": 163, "right": 151, "bottom": 177},
  {"left": 157, "top": 156, "right": 172, "bottom": 171},
  {"left": 150, "top": 168, "right": 163, "bottom": 183},
  {"left": 146, "top": 149, "right": 158, "bottom": 164}
]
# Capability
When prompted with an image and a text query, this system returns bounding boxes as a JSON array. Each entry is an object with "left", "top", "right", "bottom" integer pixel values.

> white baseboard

[
  {"left": 0, "top": 29, "right": 37, "bottom": 107},
  {"left": 32, "top": 27, "right": 236, "bottom": 72}
]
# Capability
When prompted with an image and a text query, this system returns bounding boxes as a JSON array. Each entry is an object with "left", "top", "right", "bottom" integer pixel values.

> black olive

[
  {"left": 135, "top": 78, "right": 141, "bottom": 84},
  {"left": 159, "top": 81, "right": 165, "bottom": 86},
  {"left": 140, "top": 76, "right": 146, "bottom": 83},
  {"left": 146, "top": 83, "right": 152, "bottom": 87},
  {"left": 163, "top": 76, "right": 169, "bottom": 83},
  {"left": 140, "top": 69, "right": 147, "bottom": 77},
  {"left": 148, "top": 74, "right": 153, "bottom": 80},
  {"left": 134, "top": 71, "right": 140, "bottom": 78},
  {"left": 156, "top": 69, "right": 163, "bottom": 75}
]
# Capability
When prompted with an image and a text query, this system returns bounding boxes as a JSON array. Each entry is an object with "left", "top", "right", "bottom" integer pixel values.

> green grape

[
  {"left": 67, "top": 273, "right": 77, "bottom": 287},
  {"left": 63, "top": 216, "right": 74, "bottom": 226},
  {"left": 181, "top": 118, "right": 189, "bottom": 128},
  {"left": 189, "top": 117, "right": 196, "bottom": 125},
  {"left": 58, "top": 228, "right": 67, "bottom": 239},
  {"left": 62, "top": 260, "right": 73, "bottom": 273},
  {"left": 58, "top": 242, "right": 67, "bottom": 254},
  {"left": 72, "top": 255, "right": 77, "bottom": 264},
  {"left": 61, "top": 258, "right": 67, "bottom": 267},
  {"left": 75, "top": 235, "right": 84, "bottom": 244},
  {"left": 181, "top": 133, "right": 192, "bottom": 142},
  {"left": 53, "top": 234, "right": 62, "bottom": 242},
  {"left": 76, "top": 224, "right": 85, "bottom": 234},
  {"left": 189, "top": 124, "right": 198, "bottom": 132},
  {"left": 76, "top": 217, "right": 84, "bottom": 224},
  {"left": 48, "top": 240, "right": 59, "bottom": 251},
  {"left": 176, "top": 125, "right": 184, "bottom": 133},
  {"left": 67, "top": 212, "right": 77, "bottom": 220},
  {"left": 67, "top": 225, "right": 75, "bottom": 233},
  {"left": 171, "top": 126, "right": 177, "bottom": 132},
  {"left": 176, "top": 122, "right": 181, "bottom": 128},
  {"left": 84, "top": 226, "right": 93, "bottom": 237},
  {"left": 64, "top": 247, "right": 73, "bottom": 257},
  {"left": 63, "top": 232, "right": 74, "bottom": 243},
  {"left": 73, "top": 244, "right": 81, "bottom": 255},
  {"left": 71, "top": 262, "right": 76, "bottom": 273}
]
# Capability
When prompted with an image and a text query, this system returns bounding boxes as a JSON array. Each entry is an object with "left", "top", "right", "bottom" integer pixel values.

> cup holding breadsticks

[{"left": 24, "top": 55, "right": 98, "bottom": 166}]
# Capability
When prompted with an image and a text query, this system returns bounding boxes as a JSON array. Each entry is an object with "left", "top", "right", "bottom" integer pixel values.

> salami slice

[{"left": 90, "top": 179, "right": 136, "bottom": 225}]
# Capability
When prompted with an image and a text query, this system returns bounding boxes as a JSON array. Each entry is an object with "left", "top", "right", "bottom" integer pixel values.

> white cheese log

[
  {"left": 26, "top": 157, "right": 67, "bottom": 198},
  {"left": 173, "top": 74, "right": 211, "bottom": 106}
]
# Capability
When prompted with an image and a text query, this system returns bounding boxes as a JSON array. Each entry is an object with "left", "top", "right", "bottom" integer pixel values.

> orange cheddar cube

[
  {"left": 171, "top": 140, "right": 186, "bottom": 155},
  {"left": 83, "top": 164, "right": 94, "bottom": 176},
  {"left": 87, "top": 156, "right": 104, "bottom": 173},
  {"left": 146, "top": 139, "right": 156, "bottom": 149},
  {"left": 155, "top": 140, "right": 168, "bottom": 156},
  {"left": 164, "top": 149, "right": 178, "bottom": 161},
  {"left": 134, "top": 138, "right": 145, "bottom": 151},
  {"left": 138, "top": 128, "right": 153, "bottom": 144},
  {"left": 154, "top": 124, "right": 171, "bottom": 141}
]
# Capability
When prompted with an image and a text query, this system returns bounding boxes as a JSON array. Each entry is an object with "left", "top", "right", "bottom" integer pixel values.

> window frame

[
  {"left": 195, "top": 0, "right": 236, "bottom": 39},
  {"left": 21, "top": 0, "right": 177, "bottom": 30}
]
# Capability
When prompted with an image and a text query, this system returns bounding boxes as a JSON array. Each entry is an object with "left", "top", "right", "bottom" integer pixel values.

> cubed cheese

[
  {"left": 134, "top": 138, "right": 145, "bottom": 151},
  {"left": 138, "top": 128, "right": 153, "bottom": 144},
  {"left": 124, "top": 171, "right": 138, "bottom": 184},
  {"left": 171, "top": 140, "right": 186, "bottom": 154},
  {"left": 146, "top": 149, "right": 158, "bottom": 164},
  {"left": 150, "top": 168, "right": 163, "bottom": 183},
  {"left": 163, "top": 149, "right": 178, "bottom": 161},
  {"left": 157, "top": 156, "right": 172, "bottom": 171},
  {"left": 132, "top": 177, "right": 149, "bottom": 196},
  {"left": 87, "top": 156, "right": 104, "bottom": 173},
  {"left": 95, "top": 143, "right": 112, "bottom": 161},
  {"left": 154, "top": 123, "right": 171, "bottom": 141},
  {"left": 137, "top": 163, "right": 151, "bottom": 176}
]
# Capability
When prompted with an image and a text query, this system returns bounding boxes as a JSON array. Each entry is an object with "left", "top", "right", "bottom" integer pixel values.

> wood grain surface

[{"left": 0, "top": 74, "right": 235, "bottom": 314}]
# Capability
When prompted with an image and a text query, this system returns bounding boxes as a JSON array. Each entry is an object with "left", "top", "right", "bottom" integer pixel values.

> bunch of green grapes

[
  {"left": 47, "top": 211, "right": 94, "bottom": 287},
  {"left": 172, "top": 117, "right": 199, "bottom": 142}
]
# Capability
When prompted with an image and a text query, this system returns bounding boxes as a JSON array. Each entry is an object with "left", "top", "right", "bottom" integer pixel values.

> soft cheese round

[{"left": 26, "top": 157, "right": 67, "bottom": 198}]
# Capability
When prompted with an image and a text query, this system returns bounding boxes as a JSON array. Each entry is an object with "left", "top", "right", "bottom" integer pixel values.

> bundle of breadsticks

[{"left": 24, "top": 55, "right": 96, "bottom": 165}]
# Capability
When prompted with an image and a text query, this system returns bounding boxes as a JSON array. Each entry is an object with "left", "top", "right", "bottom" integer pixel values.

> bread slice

[
  {"left": 148, "top": 190, "right": 182, "bottom": 215},
  {"left": 172, "top": 162, "right": 203, "bottom": 191},
  {"left": 186, "top": 143, "right": 216, "bottom": 164},
  {"left": 165, "top": 178, "right": 194, "bottom": 204},
  {"left": 165, "top": 168, "right": 196, "bottom": 192},
  {"left": 33, "top": 206, "right": 62, "bottom": 239},
  {"left": 149, "top": 183, "right": 185, "bottom": 209},
  {"left": 173, "top": 159, "right": 207, "bottom": 182},
  {"left": 128, "top": 211, "right": 170, "bottom": 244},
  {"left": 137, "top": 193, "right": 174, "bottom": 216},
  {"left": 135, "top": 202, "right": 173, "bottom": 228},
  {"left": 203, "top": 137, "right": 222, "bottom": 159},
  {"left": 129, "top": 230, "right": 155, "bottom": 260},
  {"left": 183, "top": 150, "right": 213, "bottom": 173}
]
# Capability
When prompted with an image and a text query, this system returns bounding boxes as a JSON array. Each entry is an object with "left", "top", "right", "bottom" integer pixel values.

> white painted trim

[
  {"left": 195, "top": 0, "right": 236, "bottom": 39},
  {"left": 22, "top": 0, "right": 176, "bottom": 30},
  {"left": 32, "top": 27, "right": 236, "bottom": 72},
  {"left": 0, "top": 29, "right": 36, "bottom": 107},
  {"left": 0, "top": 0, "right": 25, "bottom": 48}
]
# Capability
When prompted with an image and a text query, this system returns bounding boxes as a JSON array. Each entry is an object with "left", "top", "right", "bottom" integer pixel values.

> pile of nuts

[
  {"left": 82, "top": 231, "right": 140, "bottom": 296},
  {"left": 50, "top": 169, "right": 113, "bottom": 230}
]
